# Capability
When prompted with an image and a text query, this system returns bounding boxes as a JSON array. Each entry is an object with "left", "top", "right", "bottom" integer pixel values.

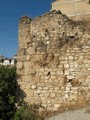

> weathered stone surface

[{"left": 17, "top": 10, "right": 90, "bottom": 111}]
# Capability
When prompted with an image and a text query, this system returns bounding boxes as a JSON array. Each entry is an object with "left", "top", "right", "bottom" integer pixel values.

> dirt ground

[{"left": 47, "top": 108, "right": 90, "bottom": 120}]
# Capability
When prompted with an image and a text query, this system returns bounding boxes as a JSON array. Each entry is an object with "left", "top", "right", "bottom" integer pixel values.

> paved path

[{"left": 47, "top": 109, "right": 90, "bottom": 120}]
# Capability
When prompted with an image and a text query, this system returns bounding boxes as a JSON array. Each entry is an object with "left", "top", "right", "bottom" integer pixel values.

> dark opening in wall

[
  {"left": 23, "top": 49, "right": 27, "bottom": 55},
  {"left": 47, "top": 71, "right": 51, "bottom": 76}
]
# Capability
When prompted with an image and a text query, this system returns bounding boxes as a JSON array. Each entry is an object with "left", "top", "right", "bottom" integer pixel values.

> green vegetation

[
  {"left": 0, "top": 59, "right": 4, "bottom": 63},
  {"left": 0, "top": 66, "right": 44, "bottom": 120},
  {"left": 14, "top": 103, "right": 44, "bottom": 120},
  {"left": 0, "top": 66, "right": 16, "bottom": 120}
]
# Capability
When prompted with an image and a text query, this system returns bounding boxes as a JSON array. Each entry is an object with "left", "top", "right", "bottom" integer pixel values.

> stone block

[
  {"left": 69, "top": 68, "right": 74, "bottom": 71},
  {"left": 57, "top": 71, "right": 63, "bottom": 75},
  {"left": 51, "top": 71, "right": 56, "bottom": 75},
  {"left": 51, "top": 93, "right": 56, "bottom": 98},
  {"left": 64, "top": 94, "right": 69, "bottom": 99},
  {"left": 43, "top": 87, "right": 49, "bottom": 90},
  {"left": 29, "top": 98, "right": 41, "bottom": 104},
  {"left": 45, "top": 93, "right": 50, "bottom": 97},
  {"left": 54, "top": 104, "right": 60, "bottom": 108},
  {"left": 17, "top": 62, "right": 23, "bottom": 70},
  {"left": 68, "top": 56, "right": 73, "bottom": 60},
  {"left": 65, "top": 70, "right": 69, "bottom": 75},
  {"left": 39, "top": 69, "right": 44, "bottom": 72},
  {"left": 47, "top": 100, "right": 51, "bottom": 104},
  {"left": 38, "top": 87, "right": 43, "bottom": 90},
  {"left": 55, "top": 87, "right": 59, "bottom": 90},
  {"left": 66, "top": 87, "right": 71, "bottom": 91},
  {"left": 67, "top": 75, "right": 74, "bottom": 79},
  {"left": 27, "top": 47, "right": 35, "bottom": 55},
  {"left": 31, "top": 85, "right": 37, "bottom": 89},
  {"left": 64, "top": 64, "right": 69, "bottom": 68}
]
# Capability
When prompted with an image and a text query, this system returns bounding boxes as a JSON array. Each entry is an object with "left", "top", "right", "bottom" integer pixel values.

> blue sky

[{"left": 0, "top": 0, "right": 54, "bottom": 58}]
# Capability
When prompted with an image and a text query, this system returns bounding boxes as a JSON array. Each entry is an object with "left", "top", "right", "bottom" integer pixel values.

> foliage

[
  {"left": 14, "top": 59, "right": 17, "bottom": 65},
  {"left": 0, "top": 59, "right": 4, "bottom": 63},
  {"left": 0, "top": 66, "right": 44, "bottom": 120},
  {"left": 0, "top": 66, "right": 16, "bottom": 120},
  {"left": 14, "top": 103, "right": 44, "bottom": 120}
]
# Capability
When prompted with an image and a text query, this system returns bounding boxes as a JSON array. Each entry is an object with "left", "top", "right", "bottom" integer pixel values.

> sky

[{"left": 0, "top": 0, "right": 54, "bottom": 58}]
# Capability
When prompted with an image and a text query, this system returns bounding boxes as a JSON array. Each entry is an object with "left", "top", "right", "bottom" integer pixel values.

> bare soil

[{"left": 47, "top": 108, "right": 90, "bottom": 120}]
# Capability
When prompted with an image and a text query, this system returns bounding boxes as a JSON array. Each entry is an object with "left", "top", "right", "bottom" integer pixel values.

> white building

[
  {"left": 0, "top": 54, "right": 17, "bottom": 66},
  {"left": 11, "top": 59, "right": 14, "bottom": 65},
  {"left": 3, "top": 59, "right": 10, "bottom": 66}
]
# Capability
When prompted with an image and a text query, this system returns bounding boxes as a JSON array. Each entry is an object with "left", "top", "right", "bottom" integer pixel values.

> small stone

[
  {"left": 51, "top": 93, "right": 56, "bottom": 98},
  {"left": 67, "top": 75, "right": 74, "bottom": 79},
  {"left": 57, "top": 71, "right": 63, "bottom": 75},
  {"left": 29, "top": 47, "right": 35, "bottom": 54},
  {"left": 55, "top": 87, "right": 59, "bottom": 90},
  {"left": 45, "top": 93, "right": 50, "bottom": 97},
  {"left": 47, "top": 100, "right": 51, "bottom": 104},
  {"left": 65, "top": 94, "right": 69, "bottom": 99},
  {"left": 64, "top": 64, "right": 69, "bottom": 68},
  {"left": 31, "top": 85, "right": 36, "bottom": 89},
  {"left": 68, "top": 56, "right": 73, "bottom": 60},
  {"left": 65, "top": 70, "right": 69, "bottom": 75},
  {"left": 66, "top": 87, "right": 71, "bottom": 91},
  {"left": 54, "top": 104, "right": 60, "bottom": 108}
]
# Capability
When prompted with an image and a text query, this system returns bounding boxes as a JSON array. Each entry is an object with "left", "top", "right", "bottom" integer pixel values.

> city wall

[{"left": 17, "top": 10, "right": 90, "bottom": 111}]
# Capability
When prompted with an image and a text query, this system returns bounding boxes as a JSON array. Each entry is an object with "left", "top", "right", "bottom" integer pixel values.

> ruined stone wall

[{"left": 17, "top": 11, "right": 90, "bottom": 111}]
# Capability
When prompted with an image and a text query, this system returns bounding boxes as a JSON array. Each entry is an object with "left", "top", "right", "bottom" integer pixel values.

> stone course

[{"left": 17, "top": 10, "right": 90, "bottom": 111}]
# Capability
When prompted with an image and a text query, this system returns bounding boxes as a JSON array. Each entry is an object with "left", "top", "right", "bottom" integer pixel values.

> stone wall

[{"left": 17, "top": 10, "right": 90, "bottom": 111}]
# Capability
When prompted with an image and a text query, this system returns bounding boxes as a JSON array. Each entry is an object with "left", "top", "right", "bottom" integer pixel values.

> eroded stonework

[{"left": 17, "top": 10, "right": 90, "bottom": 111}]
